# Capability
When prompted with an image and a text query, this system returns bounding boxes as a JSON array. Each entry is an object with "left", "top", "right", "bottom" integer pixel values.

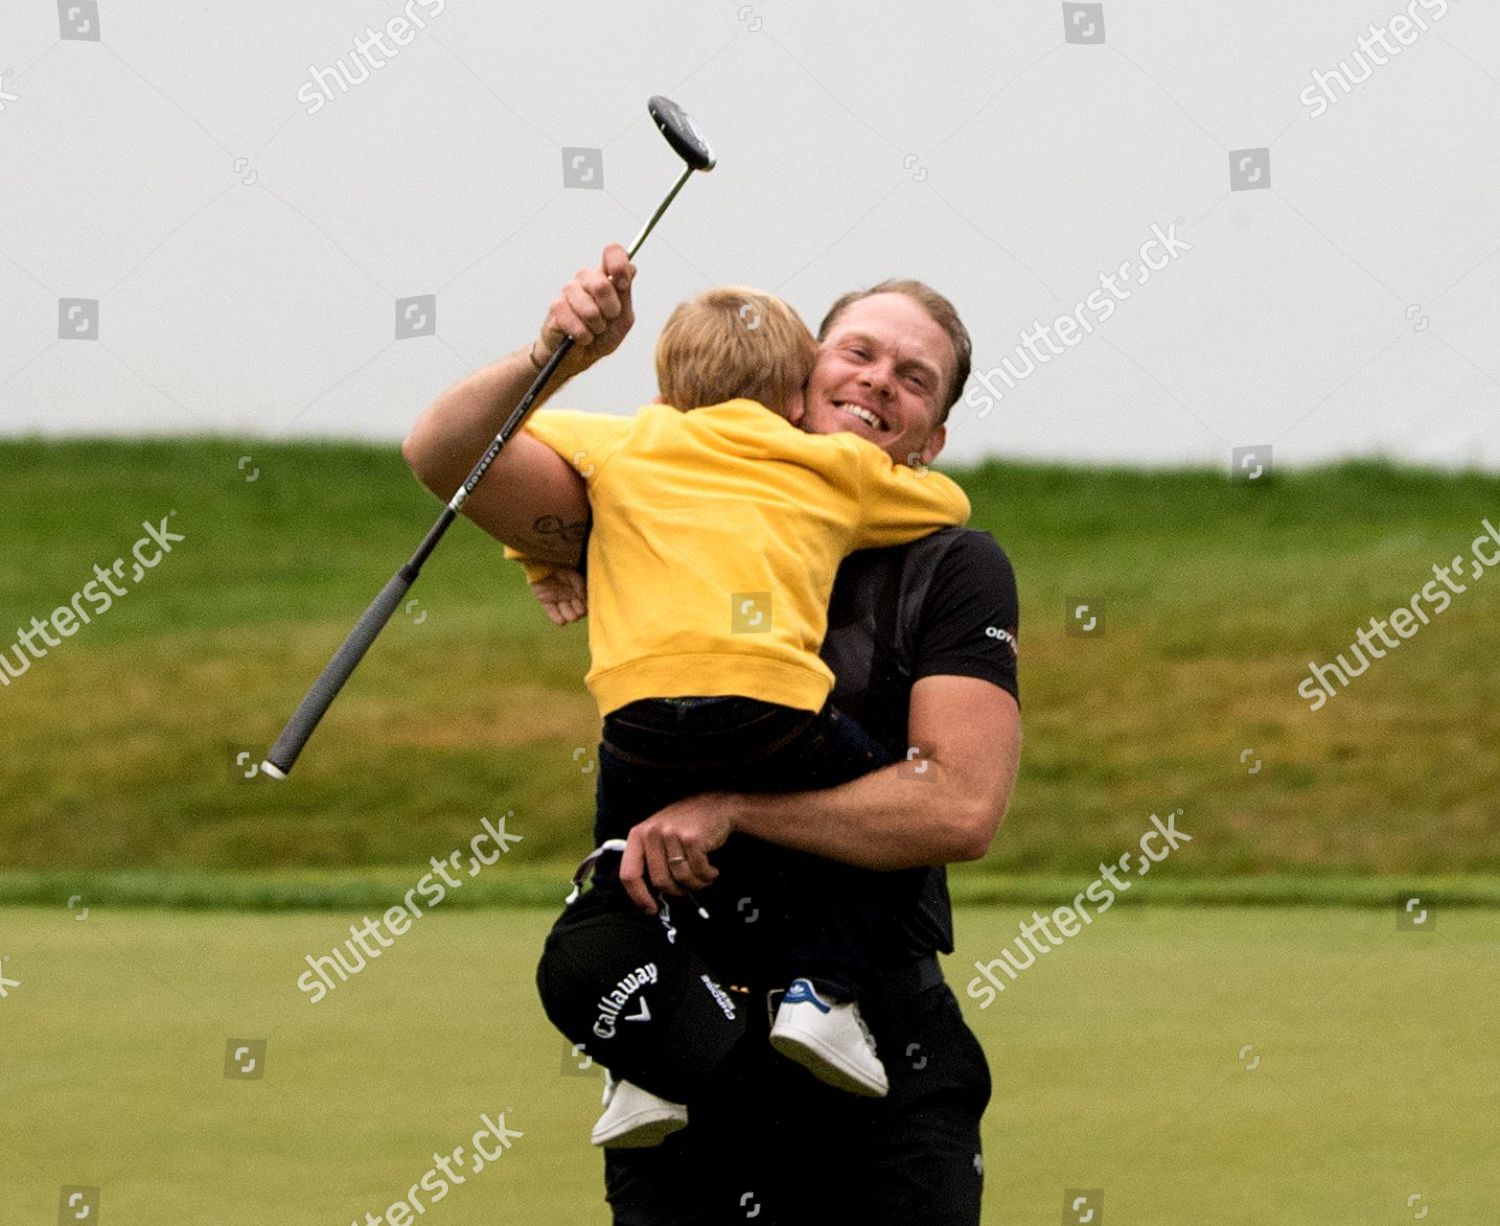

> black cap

[{"left": 536, "top": 882, "right": 745, "bottom": 1102}]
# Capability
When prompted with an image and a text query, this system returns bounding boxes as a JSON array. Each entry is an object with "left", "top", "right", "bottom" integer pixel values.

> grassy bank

[{"left": 1, "top": 439, "right": 1496, "bottom": 877}]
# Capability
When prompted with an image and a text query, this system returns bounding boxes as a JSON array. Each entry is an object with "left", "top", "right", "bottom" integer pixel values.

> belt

[{"left": 876, "top": 953, "right": 944, "bottom": 1000}]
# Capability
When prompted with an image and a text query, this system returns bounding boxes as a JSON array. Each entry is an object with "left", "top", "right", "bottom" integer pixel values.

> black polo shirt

[{"left": 820, "top": 526, "right": 1020, "bottom": 964}]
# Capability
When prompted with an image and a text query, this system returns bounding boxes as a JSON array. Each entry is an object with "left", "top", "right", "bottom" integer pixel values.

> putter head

[{"left": 648, "top": 95, "right": 716, "bottom": 171}]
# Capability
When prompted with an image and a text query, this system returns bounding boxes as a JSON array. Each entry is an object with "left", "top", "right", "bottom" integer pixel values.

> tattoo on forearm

[{"left": 532, "top": 514, "right": 588, "bottom": 544}]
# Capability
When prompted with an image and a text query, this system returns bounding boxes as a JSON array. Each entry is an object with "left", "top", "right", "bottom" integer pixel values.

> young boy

[{"left": 520, "top": 287, "right": 969, "bottom": 1147}]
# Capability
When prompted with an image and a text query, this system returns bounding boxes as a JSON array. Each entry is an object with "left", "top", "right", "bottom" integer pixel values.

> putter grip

[{"left": 262, "top": 569, "right": 413, "bottom": 778}]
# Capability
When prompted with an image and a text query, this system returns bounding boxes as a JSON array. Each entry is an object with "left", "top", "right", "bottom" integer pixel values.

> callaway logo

[
  {"left": 593, "top": 962, "right": 658, "bottom": 1039},
  {"left": 700, "top": 973, "right": 737, "bottom": 1021}
]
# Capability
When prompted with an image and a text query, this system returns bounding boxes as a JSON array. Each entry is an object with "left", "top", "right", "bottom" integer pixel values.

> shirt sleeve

[
  {"left": 913, "top": 530, "right": 1019, "bottom": 702},
  {"left": 845, "top": 441, "right": 971, "bottom": 550},
  {"left": 501, "top": 549, "right": 565, "bottom": 585},
  {"left": 520, "top": 407, "right": 634, "bottom": 473}
]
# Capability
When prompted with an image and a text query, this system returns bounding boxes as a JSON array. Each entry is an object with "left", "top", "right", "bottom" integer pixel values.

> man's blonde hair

[{"left": 655, "top": 287, "right": 818, "bottom": 415}]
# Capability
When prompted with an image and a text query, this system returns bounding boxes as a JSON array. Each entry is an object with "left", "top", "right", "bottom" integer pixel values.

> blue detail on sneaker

[{"left": 781, "top": 978, "right": 832, "bottom": 1013}]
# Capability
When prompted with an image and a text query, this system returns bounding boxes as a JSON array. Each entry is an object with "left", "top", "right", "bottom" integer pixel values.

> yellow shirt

[{"left": 507, "top": 400, "right": 969, "bottom": 717}]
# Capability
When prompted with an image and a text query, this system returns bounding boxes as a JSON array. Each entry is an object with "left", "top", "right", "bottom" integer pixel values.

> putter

[{"left": 261, "top": 95, "right": 716, "bottom": 779}]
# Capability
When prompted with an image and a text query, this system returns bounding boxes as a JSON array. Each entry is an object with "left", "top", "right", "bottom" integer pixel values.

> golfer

[{"left": 403, "top": 245, "right": 1021, "bottom": 1225}]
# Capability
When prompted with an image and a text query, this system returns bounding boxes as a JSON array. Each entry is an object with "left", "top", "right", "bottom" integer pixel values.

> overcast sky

[{"left": 2, "top": 0, "right": 1496, "bottom": 470}]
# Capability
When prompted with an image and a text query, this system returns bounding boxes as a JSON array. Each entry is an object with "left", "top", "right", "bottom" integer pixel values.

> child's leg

[
  {"left": 592, "top": 696, "right": 826, "bottom": 972},
  {"left": 582, "top": 697, "right": 902, "bottom": 1099},
  {"left": 768, "top": 857, "right": 889, "bottom": 1000},
  {"left": 591, "top": 696, "right": 895, "bottom": 1034},
  {"left": 567, "top": 703, "right": 794, "bottom": 1137},
  {"left": 658, "top": 701, "right": 901, "bottom": 1096},
  {"left": 720, "top": 701, "right": 897, "bottom": 999}
]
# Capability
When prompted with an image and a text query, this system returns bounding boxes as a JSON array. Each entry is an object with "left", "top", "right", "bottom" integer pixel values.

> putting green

[{"left": 2, "top": 905, "right": 1495, "bottom": 1223}]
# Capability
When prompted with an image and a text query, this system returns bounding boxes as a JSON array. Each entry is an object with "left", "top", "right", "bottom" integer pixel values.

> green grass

[
  {"left": 1, "top": 439, "right": 1497, "bottom": 878},
  {"left": 1, "top": 905, "right": 1496, "bottom": 1223},
  {"left": 4, "top": 867, "right": 1500, "bottom": 911}
]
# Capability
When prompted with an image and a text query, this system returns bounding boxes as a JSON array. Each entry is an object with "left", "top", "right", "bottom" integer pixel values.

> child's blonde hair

[{"left": 654, "top": 287, "right": 819, "bottom": 416}]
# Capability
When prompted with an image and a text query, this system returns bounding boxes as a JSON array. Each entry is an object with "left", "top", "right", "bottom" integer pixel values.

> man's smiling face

[{"left": 801, "top": 292, "right": 954, "bottom": 466}]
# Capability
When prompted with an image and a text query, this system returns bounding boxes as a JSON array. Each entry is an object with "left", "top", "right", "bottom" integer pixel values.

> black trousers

[
  {"left": 595, "top": 696, "right": 894, "bottom": 999},
  {"left": 604, "top": 972, "right": 990, "bottom": 1225}
]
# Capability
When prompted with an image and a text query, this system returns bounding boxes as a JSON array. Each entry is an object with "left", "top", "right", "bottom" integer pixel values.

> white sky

[{"left": 1, "top": 0, "right": 1496, "bottom": 469}]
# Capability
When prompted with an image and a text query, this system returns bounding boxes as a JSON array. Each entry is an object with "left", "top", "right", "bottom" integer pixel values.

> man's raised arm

[{"left": 401, "top": 243, "right": 636, "bottom": 561}]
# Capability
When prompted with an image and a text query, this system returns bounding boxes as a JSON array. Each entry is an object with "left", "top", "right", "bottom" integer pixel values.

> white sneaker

[
  {"left": 590, "top": 1073, "right": 689, "bottom": 1148},
  {"left": 769, "top": 978, "right": 888, "bottom": 1097}
]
